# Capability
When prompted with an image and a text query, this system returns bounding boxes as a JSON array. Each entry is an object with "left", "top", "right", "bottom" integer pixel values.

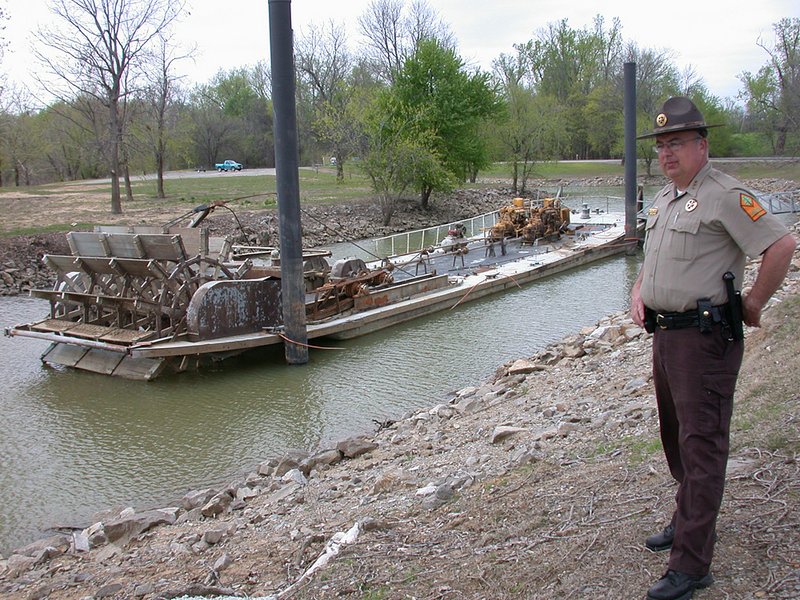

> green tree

[
  {"left": 356, "top": 90, "right": 441, "bottom": 225},
  {"left": 390, "top": 39, "right": 502, "bottom": 208},
  {"left": 491, "top": 47, "right": 566, "bottom": 193}
]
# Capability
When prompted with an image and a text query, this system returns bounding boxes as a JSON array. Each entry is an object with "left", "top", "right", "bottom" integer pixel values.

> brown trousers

[{"left": 652, "top": 325, "right": 743, "bottom": 576}]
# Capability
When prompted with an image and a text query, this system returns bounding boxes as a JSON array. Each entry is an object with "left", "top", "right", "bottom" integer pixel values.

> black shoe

[
  {"left": 646, "top": 570, "right": 714, "bottom": 600},
  {"left": 645, "top": 524, "right": 675, "bottom": 551}
]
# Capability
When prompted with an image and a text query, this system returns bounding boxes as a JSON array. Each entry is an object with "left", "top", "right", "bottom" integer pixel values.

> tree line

[{"left": 0, "top": 0, "right": 797, "bottom": 223}]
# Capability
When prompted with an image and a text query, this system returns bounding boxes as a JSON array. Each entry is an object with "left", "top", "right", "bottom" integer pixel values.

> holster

[
  {"left": 723, "top": 272, "right": 744, "bottom": 341},
  {"left": 644, "top": 307, "right": 656, "bottom": 333},
  {"left": 697, "top": 298, "right": 715, "bottom": 334}
]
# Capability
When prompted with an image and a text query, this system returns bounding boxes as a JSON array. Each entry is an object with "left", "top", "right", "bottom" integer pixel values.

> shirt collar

[{"left": 668, "top": 162, "right": 712, "bottom": 200}]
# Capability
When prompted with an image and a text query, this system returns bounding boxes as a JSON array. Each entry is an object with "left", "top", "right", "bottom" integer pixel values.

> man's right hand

[{"left": 630, "top": 274, "right": 645, "bottom": 327}]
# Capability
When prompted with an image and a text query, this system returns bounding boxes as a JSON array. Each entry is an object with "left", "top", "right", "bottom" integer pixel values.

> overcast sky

[{"left": 2, "top": 0, "right": 797, "bottom": 104}]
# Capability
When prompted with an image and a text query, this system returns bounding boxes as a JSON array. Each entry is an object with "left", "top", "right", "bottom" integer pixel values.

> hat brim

[{"left": 637, "top": 123, "right": 724, "bottom": 140}]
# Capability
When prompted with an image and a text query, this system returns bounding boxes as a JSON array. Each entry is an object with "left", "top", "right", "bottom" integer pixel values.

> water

[{"left": 0, "top": 250, "right": 642, "bottom": 555}]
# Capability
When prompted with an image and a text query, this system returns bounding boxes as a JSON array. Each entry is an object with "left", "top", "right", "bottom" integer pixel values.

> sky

[{"left": 1, "top": 0, "right": 797, "bottom": 105}]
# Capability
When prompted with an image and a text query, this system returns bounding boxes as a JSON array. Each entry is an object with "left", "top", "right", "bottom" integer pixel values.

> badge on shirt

[
  {"left": 740, "top": 193, "right": 767, "bottom": 221},
  {"left": 647, "top": 207, "right": 658, "bottom": 216},
  {"left": 684, "top": 198, "right": 698, "bottom": 212}
]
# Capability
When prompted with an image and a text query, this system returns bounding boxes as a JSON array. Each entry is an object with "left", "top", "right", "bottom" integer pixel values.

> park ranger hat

[{"left": 637, "top": 96, "right": 723, "bottom": 139}]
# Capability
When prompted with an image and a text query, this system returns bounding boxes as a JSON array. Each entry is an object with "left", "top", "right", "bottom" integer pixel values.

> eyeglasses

[{"left": 653, "top": 137, "right": 702, "bottom": 154}]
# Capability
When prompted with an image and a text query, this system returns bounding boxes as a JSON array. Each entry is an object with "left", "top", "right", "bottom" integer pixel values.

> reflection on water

[{"left": 0, "top": 238, "right": 642, "bottom": 556}]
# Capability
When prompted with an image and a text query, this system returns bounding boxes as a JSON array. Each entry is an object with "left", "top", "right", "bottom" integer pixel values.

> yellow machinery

[{"left": 489, "top": 197, "right": 570, "bottom": 243}]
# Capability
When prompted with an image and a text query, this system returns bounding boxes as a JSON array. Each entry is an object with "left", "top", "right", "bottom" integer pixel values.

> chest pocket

[{"left": 667, "top": 213, "right": 701, "bottom": 261}]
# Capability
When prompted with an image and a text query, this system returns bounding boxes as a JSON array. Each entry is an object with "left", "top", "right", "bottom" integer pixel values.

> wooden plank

[
  {"left": 74, "top": 348, "right": 126, "bottom": 375},
  {"left": 105, "top": 233, "right": 148, "bottom": 258},
  {"left": 30, "top": 318, "right": 77, "bottom": 333},
  {"left": 166, "top": 227, "right": 206, "bottom": 256},
  {"left": 99, "top": 328, "right": 155, "bottom": 344},
  {"left": 41, "top": 343, "right": 89, "bottom": 368},
  {"left": 63, "top": 323, "right": 118, "bottom": 339},
  {"left": 68, "top": 232, "right": 111, "bottom": 257},
  {"left": 136, "top": 234, "right": 188, "bottom": 261},
  {"left": 44, "top": 254, "right": 80, "bottom": 274},
  {"left": 111, "top": 356, "right": 167, "bottom": 380}
]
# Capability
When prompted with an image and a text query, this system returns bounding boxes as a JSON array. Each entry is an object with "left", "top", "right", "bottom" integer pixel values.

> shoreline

[{"left": 1, "top": 223, "right": 798, "bottom": 599}]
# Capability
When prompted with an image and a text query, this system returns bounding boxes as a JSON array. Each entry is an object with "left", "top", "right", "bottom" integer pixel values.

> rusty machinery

[
  {"left": 307, "top": 257, "right": 394, "bottom": 320},
  {"left": 490, "top": 197, "right": 571, "bottom": 244}
]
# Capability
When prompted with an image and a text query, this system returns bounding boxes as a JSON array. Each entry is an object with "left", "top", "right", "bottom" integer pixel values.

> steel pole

[
  {"left": 623, "top": 61, "right": 639, "bottom": 253},
  {"left": 269, "top": 0, "right": 308, "bottom": 364}
]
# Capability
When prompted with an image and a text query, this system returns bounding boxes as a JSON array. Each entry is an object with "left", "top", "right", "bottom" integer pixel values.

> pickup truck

[{"left": 215, "top": 160, "right": 242, "bottom": 171}]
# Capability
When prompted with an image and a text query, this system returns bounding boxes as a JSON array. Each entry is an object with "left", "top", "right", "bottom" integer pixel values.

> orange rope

[
  {"left": 504, "top": 272, "right": 523, "bottom": 289},
  {"left": 450, "top": 279, "right": 482, "bottom": 311},
  {"left": 278, "top": 333, "right": 346, "bottom": 350}
]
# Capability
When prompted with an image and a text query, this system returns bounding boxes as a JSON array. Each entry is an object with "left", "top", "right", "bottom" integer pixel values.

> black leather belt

[
  {"left": 654, "top": 304, "right": 727, "bottom": 330},
  {"left": 655, "top": 310, "right": 700, "bottom": 330}
]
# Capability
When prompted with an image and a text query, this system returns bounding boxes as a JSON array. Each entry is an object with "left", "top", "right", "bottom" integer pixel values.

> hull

[{"left": 6, "top": 209, "right": 636, "bottom": 379}]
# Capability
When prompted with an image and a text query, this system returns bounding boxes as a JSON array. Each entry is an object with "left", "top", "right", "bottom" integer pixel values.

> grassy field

[{"left": 1, "top": 159, "right": 797, "bottom": 237}]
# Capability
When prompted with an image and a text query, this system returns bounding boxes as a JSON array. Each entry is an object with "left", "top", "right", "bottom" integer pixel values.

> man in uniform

[{"left": 630, "top": 96, "right": 795, "bottom": 600}]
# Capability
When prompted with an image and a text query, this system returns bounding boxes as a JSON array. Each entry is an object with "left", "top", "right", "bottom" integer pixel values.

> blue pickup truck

[{"left": 215, "top": 160, "right": 242, "bottom": 172}]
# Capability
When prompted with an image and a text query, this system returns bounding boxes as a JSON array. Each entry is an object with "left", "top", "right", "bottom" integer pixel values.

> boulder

[{"left": 337, "top": 436, "right": 378, "bottom": 458}]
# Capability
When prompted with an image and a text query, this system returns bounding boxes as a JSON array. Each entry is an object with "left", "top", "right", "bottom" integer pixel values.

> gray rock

[
  {"left": 257, "top": 459, "right": 277, "bottom": 477},
  {"left": 337, "top": 436, "right": 378, "bottom": 458},
  {"left": 235, "top": 486, "right": 258, "bottom": 502},
  {"left": 275, "top": 449, "right": 311, "bottom": 476},
  {"left": 202, "top": 528, "right": 228, "bottom": 545},
  {"left": 491, "top": 425, "right": 527, "bottom": 443},
  {"left": 269, "top": 482, "right": 300, "bottom": 503},
  {"left": 104, "top": 509, "right": 178, "bottom": 544},
  {"left": 4, "top": 554, "right": 37, "bottom": 578},
  {"left": 282, "top": 468, "right": 308, "bottom": 486},
  {"left": 201, "top": 492, "right": 234, "bottom": 518},
  {"left": 133, "top": 582, "right": 155, "bottom": 597},
  {"left": 12, "top": 534, "right": 70, "bottom": 559},
  {"left": 93, "top": 544, "right": 122, "bottom": 562},
  {"left": 182, "top": 488, "right": 217, "bottom": 511},
  {"left": 453, "top": 395, "right": 481, "bottom": 414},
  {"left": 303, "top": 448, "right": 342, "bottom": 471},
  {"left": 72, "top": 530, "right": 90, "bottom": 553},
  {"left": 213, "top": 552, "right": 233, "bottom": 572},
  {"left": 95, "top": 582, "right": 124, "bottom": 597}
]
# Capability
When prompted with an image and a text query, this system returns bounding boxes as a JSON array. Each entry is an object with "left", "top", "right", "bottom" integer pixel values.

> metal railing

[
  {"left": 365, "top": 210, "right": 500, "bottom": 259},
  {"left": 760, "top": 191, "right": 800, "bottom": 214}
]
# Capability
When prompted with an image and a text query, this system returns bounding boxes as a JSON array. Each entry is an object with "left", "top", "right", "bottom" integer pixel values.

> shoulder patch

[{"left": 739, "top": 192, "right": 767, "bottom": 221}]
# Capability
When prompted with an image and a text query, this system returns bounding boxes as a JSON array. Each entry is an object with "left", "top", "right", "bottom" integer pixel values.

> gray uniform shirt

[{"left": 640, "top": 162, "right": 789, "bottom": 313}]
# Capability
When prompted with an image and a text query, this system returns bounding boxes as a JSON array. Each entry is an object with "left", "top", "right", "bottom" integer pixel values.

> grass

[
  {"left": 127, "top": 169, "right": 374, "bottom": 206},
  {"left": 1, "top": 159, "right": 796, "bottom": 237},
  {"left": 4, "top": 222, "right": 97, "bottom": 236}
]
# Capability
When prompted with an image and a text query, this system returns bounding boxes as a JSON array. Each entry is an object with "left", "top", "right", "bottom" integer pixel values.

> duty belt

[{"left": 655, "top": 304, "right": 727, "bottom": 330}]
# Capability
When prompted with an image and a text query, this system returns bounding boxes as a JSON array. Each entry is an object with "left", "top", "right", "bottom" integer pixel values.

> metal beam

[
  {"left": 623, "top": 61, "right": 639, "bottom": 253},
  {"left": 269, "top": 0, "right": 309, "bottom": 364}
]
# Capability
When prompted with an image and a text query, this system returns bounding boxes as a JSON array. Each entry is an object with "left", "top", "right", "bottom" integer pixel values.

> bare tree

[
  {"left": 140, "top": 34, "right": 189, "bottom": 198},
  {"left": 740, "top": 18, "right": 800, "bottom": 155},
  {"left": 34, "top": 0, "right": 184, "bottom": 213},
  {"left": 357, "top": 0, "right": 453, "bottom": 84},
  {"left": 0, "top": 3, "right": 8, "bottom": 102},
  {"left": 295, "top": 20, "right": 355, "bottom": 179}
]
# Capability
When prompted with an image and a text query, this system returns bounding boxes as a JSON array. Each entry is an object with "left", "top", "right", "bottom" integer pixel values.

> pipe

[
  {"left": 269, "top": 0, "right": 309, "bottom": 364},
  {"left": 623, "top": 62, "right": 639, "bottom": 253}
]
